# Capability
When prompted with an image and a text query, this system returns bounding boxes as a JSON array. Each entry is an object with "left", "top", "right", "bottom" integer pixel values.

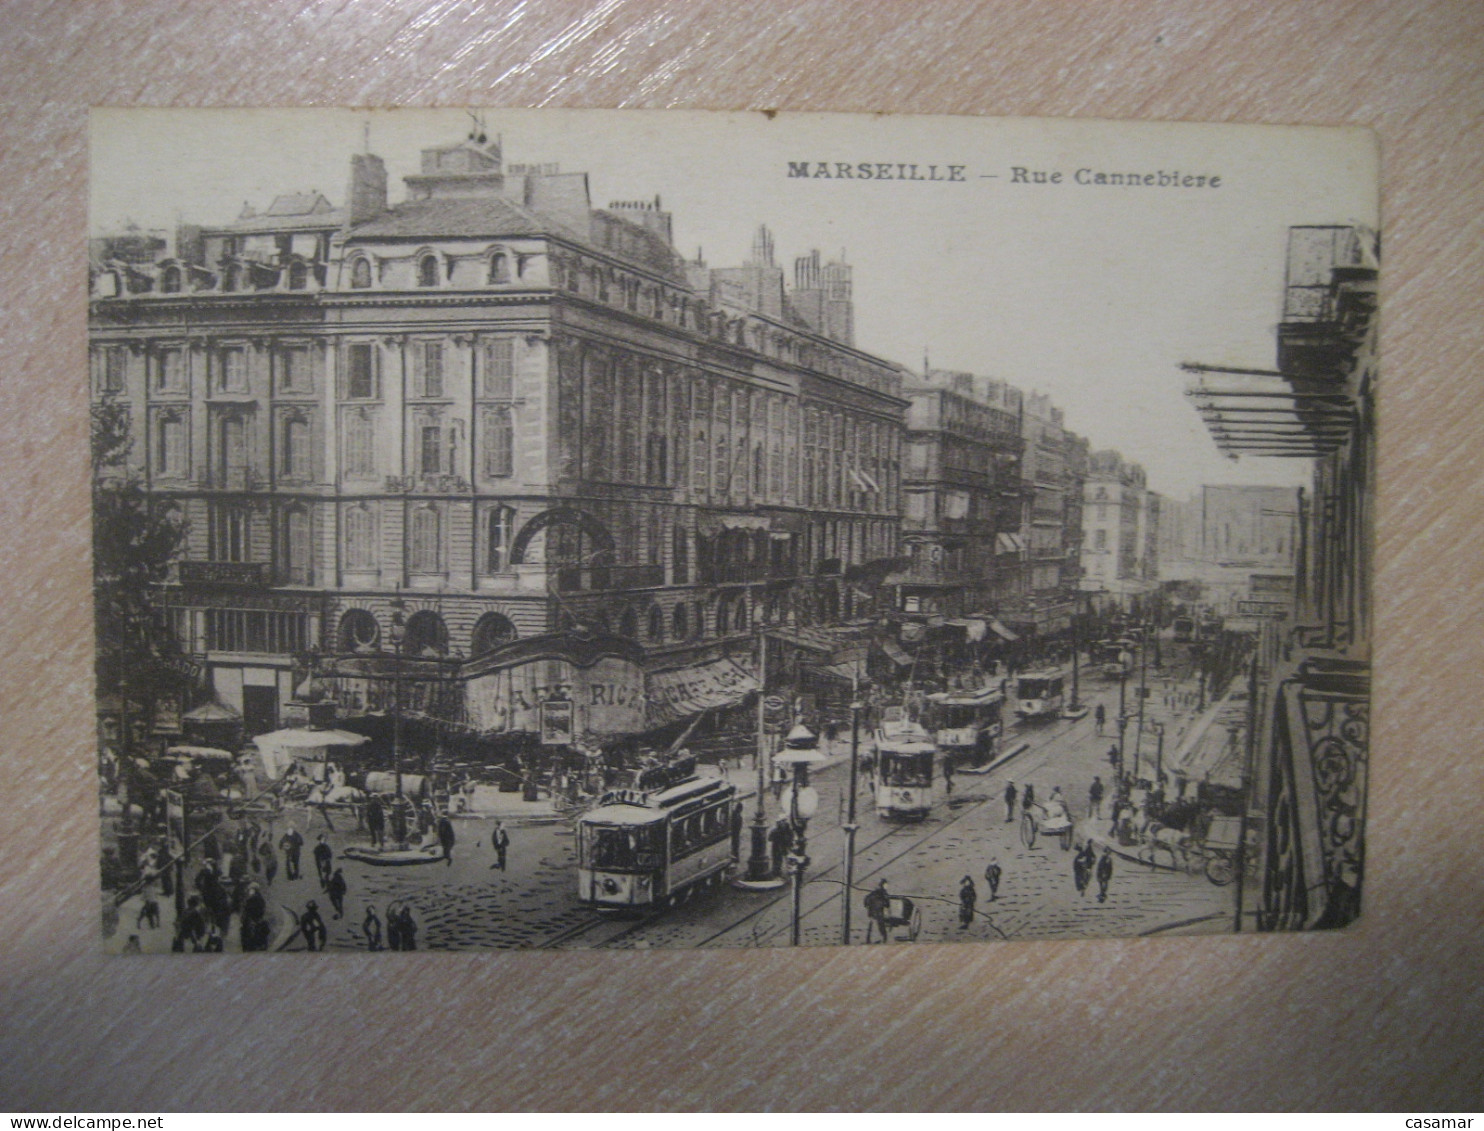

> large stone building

[
  {"left": 894, "top": 370, "right": 1022, "bottom": 619},
  {"left": 1078, "top": 449, "right": 1157, "bottom": 612},
  {"left": 89, "top": 130, "right": 905, "bottom": 754}
]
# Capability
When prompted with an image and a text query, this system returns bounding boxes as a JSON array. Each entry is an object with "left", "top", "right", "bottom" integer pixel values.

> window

[
  {"left": 648, "top": 606, "right": 664, "bottom": 642},
  {"left": 402, "top": 610, "right": 447, "bottom": 657},
  {"left": 483, "top": 406, "right": 513, "bottom": 478},
  {"left": 282, "top": 506, "right": 312, "bottom": 584},
  {"left": 281, "top": 415, "right": 311, "bottom": 477},
  {"left": 344, "top": 506, "right": 376, "bottom": 570},
  {"left": 219, "top": 415, "right": 248, "bottom": 484},
  {"left": 157, "top": 348, "right": 186, "bottom": 394},
  {"left": 672, "top": 603, "right": 688, "bottom": 639},
  {"left": 286, "top": 261, "right": 308, "bottom": 290},
  {"left": 488, "top": 252, "right": 509, "bottom": 284},
  {"left": 420, "top": 425, "right": 443, "bottom": 475},
  {"left": 471, "top": 612, "right": 517, "bottom": 657},
  {"left": 338, "top": 609, "right": 380, "bottom": 652},
  {"left": 481, "top": 338, "right": 515, "bottom": 399},
  {"left": 210, "top": 505, "right": 250, "bottom": 562},
  {"left": 221, "top": 264, "right": 241, "bottom": 293},
  {"left": 411, "top": 341, "right": 444, "bottom": 398},
  {"left": 1095, "top": 529, "right": 1107, "bottom": 551},
  {"left": 160, "top": 265, "right": 182, "bottom": 293},
  {"left": 671, "top": 525, "right": 689, "bottom": 584},
  {"left": 349, "top": 257, "right": 372, "bottom": 289},
  {"left": 218, "top": 347, "right": 248, "bottom": 393},
  {"left": 97, "top": 347, "right": 126, "bottom": 393},
  {"left": 485, "top": 506, "right": 515, "bottom": 573},
  {"left": 279, "top": 346, "right": 311, "bottom": 394},
  {"left": 155, "top": 413, "right": 185, "bottom": 476},
  {"left": 944, "top": 491, "right": 970, "bottom": 520},
  {"left": 409, "top": 507, "right": 440, "bottom": 572},
  {"left": 343, "top": 409, "right": 375, "bottom": 478},
  {"left": 205, "top": 610, "right": 308, "bottom": 654},
  {"left": 344, "top": 343, "right": 376, "bottom": 399},
  {"left": 619, "top": 607, "right": 638, "bottom": 640},
  {"left": 417, "top": 254, "right": 439, "bottom": 288},
  {"left": 906, "top": 492, "right": 930, "bottom": 522}
]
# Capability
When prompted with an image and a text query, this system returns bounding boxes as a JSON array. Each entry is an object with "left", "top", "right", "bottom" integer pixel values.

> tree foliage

[{"left": 92, "top": 398, "right": 190, "bottom": 705}]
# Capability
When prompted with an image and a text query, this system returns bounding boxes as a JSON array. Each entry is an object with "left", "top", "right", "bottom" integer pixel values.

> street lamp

[
  {"left": 739, "top": 624, "right": 784, "bottom": 888},
  {"left": 388, "top": 597, "right": 408, "bottom": 847},
  {"left": 841, "top": 692, "right": 864, "bottom": 945},
  {"left": 775, "top": 721, "right": 824, "bottom": 947}
]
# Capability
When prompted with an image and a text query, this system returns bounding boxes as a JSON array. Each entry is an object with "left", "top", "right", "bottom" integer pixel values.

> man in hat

[
  {"left": 489, "top": 821, "right": 510, "bottom": 872},
  {"left": 1003, "top": 781, "right": 1018, "bottom": 822},
  {"left": 313, "top": 834, "right": 334, "bottom": 889},
  {"left": 279, "top": 826, "right": 304, "bottom": 881},
  {"left": 300, "top": 899, "right": 327, "bottom": 951},
  {"left": 863, "top": 879, "right": 892, "bottom": 944}
]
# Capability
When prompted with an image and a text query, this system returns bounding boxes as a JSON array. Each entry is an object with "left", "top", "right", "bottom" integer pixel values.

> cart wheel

[
  {"left": 1205, "top": 854, "right": 1236, "bottom": 886},
  {"left": 1059, "top": 826, "right": 1074, "bottom": 851},
  {"left": 909, "top": 906, "right": 922, "bottom": 942},
  {"left": 1020, "top": 813, "right": 1037, "bottom": 849}
]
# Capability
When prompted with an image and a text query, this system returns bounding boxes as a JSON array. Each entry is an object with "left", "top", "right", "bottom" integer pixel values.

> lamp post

[
  {"left": 740, "top": 624, "right": 783, "bottom": 887},
  {"left": 388, "top": 597, "right": 407, "bottom": 846},
  {"left": 776, "top": 721, "right": 823, "bottom": 947},
  {"left": 841, "top": 690, "right": 863, "bottom": 945}
]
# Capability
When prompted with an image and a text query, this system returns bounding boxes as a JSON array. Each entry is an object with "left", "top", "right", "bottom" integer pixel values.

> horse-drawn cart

[{"left": 1020, "top": 796, "right": 1076, "bottom": 851}]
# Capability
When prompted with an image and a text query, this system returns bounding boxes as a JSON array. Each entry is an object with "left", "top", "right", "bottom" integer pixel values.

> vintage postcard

[{"left": 90, "top": 109, "right": 1375, "bottom": 952}]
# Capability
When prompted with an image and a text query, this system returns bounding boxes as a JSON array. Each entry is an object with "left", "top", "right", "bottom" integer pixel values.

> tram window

[{"left": 588, "top": 825, "right": 662, "bottom": 869}]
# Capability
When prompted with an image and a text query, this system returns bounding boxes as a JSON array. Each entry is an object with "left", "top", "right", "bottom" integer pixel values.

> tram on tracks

[
  {"left": 575, "top": 760, "right": 741, "bottom": 912},
  {"left": 924, "top": 685, "right": 1004, "bottom": 769},
  {"left": 874, "top": 707, "right": 937, "bottom": 821},
  {"left": 1014, "top": 668, "right": 1067, "bottom": 720}
]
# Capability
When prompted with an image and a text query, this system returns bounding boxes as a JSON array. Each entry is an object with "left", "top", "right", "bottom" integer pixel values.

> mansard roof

[{"left": 346, "top": 195, "right": 581, "bottom": 242}]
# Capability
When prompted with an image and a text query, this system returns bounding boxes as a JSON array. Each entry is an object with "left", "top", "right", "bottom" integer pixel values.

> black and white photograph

[{"left": 89, "top": 108, "right": 1376, "bottom": 953}]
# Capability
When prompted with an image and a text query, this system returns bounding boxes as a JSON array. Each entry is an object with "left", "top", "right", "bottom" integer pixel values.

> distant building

[{"left": 1078, "top": 450, "right": 1152, "bottom": 612}]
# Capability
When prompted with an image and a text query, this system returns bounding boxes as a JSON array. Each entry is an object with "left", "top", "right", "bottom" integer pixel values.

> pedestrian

[
  {"left": 983, "top": 858, "right": 1002, "bottom": 901},
  {"left": 362, "top": 906, "right": 383, "bottom": 952},
  {"left": 958, "top": 875, "right": 977, "bottom": 929},
  {"left": 175, "top": 895, "right": 208, "bottom": 952},
  {"left": 313, "top": 834, "right": 334, "bottom": 889},
  {"left": 397, "top": 905, "right": 418, "bottom": 951},
  {"left": 136, "top": 883, "right": 161, "bottom": 931},
  {"left": 436, "top": 813, "right": 456, "bottom": 865},
  {"left": 769, "top": 817, "right": 792, "bottom": 878},
  {"left": 1096, "top": 848, "right": 1114, "bottom": 903},
  {"left": 258, "top": 838, "right": 278, "bottom": 885},
  {"left": 385, "top": 902, "right": 403, "bottom": 951},
  {"left": 1021, "top": 783, "right": 1036, "bottom": 816},
  {"left": 327, "top": 867, "right": 347, "bottom": 920},
  {"left": 1072, "top": 844, "right": 1091, "bottom": 897},
  {"left": 1095, "top": 703, "right": 1106, "bottom": 735},
  {"left": 390, "top": 798, "right": 409, "bottom": 846},
  {"left": 1107, "top": 744, "right": 1121, "bottom": 772},
  {"left": 490, "top": 821, "right": 510, "bottom": 872},
  {"left": 240, "top": 884, "right": 271, "bottom": 951},
  {"left": 863, "top": 879, "right": 891, "bottom": 944},
  {"left": 1088, "top": 775, "right": 1105, "bottom": 819},
  {"left": 366, "top": 797, "right": 385, "bottom": 849},
  {"left": 280, "top": 826, "right": 303, "bottom": 880},
  {"left": 942, "top": 757, "right": 955, "bottom": 796},
  {"left": 1003, "top": 781, "right": 1018, "bottom": 822},
  {"left": 300, "top": 899, "right": 328, "bottom": 951}
]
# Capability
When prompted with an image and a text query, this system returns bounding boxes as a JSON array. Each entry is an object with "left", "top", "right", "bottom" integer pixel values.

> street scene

[{"left": 89, "top": 110, "right": 1375, "bottom": 952}]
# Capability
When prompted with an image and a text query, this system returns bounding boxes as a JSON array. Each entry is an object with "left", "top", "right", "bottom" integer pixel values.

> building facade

[
  {"left": 1078, "top": 449, "right": 1154, "bottom": 612},
  {"left": 90, "top": 132, "right": 905, "bottom": 750}
]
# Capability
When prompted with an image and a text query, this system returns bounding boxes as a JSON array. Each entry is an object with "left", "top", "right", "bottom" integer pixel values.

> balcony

[
  {"left": 554, "top": 563, "right": 665, "bottom": 593},
  {"left": 179, "top": 560, "right": 271, "bottom": 587}
]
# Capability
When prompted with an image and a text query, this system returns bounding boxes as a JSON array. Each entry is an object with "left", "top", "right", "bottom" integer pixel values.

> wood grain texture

[{"left": 1, "top": 0, "right": 1481, "bottom": 1111}]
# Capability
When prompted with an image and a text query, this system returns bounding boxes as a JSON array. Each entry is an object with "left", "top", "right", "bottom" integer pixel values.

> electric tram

[
  {"left": 924, "top": 685, "right": 1004, "bottom": 769},
  {"left": 874, "top": 707, "right": 937, "bottom": 820},
  {"left": 575, "top": 759, "right": 741, "bottom": 912},
  {"left": 1014, "top": 668, "right": 1066, "bottom": 720}
]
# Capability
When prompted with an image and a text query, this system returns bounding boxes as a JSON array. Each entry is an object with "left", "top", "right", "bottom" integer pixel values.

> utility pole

[
  {"left": 1134, "top": 631, "right": 1148, "bottom": 781},
  {"left": 1233, "top": 644, "right": 1260, "bottom": 932},
  {"left": 841, "top": 669, "right": 863, "bottom": 944},
  {"left": 742, "top": 624, "right": 777, "bottom": 883}
]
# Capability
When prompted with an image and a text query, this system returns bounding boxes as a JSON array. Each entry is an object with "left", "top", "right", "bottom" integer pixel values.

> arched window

[
  {"left": 485, "top": 505, "right": 515, "bottom": 573},
  {"left": 487, "top": 251, "right": 509, "bottom": 284},
  {"left": 281, "top": 415, "right": 311, "bottom": 477},
  {"left": 409, "top": 507, "right": 440, "bottom": 573},
  {"left": 209, "top": 504, "right": 250, "bottom": 563},
  {"left": 619, "top": 606, "right": 639, "bottom": 640},
  {"left": 349, "top": 256, "right": 372, "bottom": 290},
  {"left": 715, "top": 595, "right": 732, "bottom": 636},
  {"left": 648, "top": 605, "right": 664, "bottom": 642},
  {"left": 344, "top": 506, "right": 376, "bottom": 571},
  {"left": 402, "top": 610, "right": 447, "bottom": 657},
  {"left": 286, "top": 260, "right": 308, "bottom": 290},
  {"left": 417, "top": 254, "right": 439, "bottom": 288},
  {"left": 337, "top": 608, "right": 380, "bottom": 653},
  {"left": 470, "top": 612, "right": 517, "bottom": 657},
  {"left": 672, "top": 603, "right": 688, "bottom": 639},
  {"left": 282, "top": 505, "right": 312, "bottom": 585},
  {"left": 160, "top": 265, "right": 181, "bottom": 294},
  {"left": 734, "top": 596, "right": 748, "bottom": 631}
]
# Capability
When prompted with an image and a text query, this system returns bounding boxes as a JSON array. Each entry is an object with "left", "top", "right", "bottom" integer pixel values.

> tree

[{"left": 91, "top": 398, "right": 190, "bottom": 712}]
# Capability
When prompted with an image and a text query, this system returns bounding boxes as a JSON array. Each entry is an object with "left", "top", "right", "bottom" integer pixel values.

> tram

[
  {"left": 1093, "top": 639, "right": 1135, "bottom": 680},
  {"left": 576, "top": 764, "right": 741, "bottom": 912},
  {"left": 1014, "top": 668, "right": 1066, "bottom": 720},
  {"left": 874, "top": 708, "right": 937, "bottom": 821},
  {"left": 924, "top": 685, "right": 1004, "bottom": 769}
]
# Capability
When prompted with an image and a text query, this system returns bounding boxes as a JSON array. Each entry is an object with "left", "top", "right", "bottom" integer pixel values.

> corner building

[{"left": 89, "top": 133, "right": 905, "bottom": 753}]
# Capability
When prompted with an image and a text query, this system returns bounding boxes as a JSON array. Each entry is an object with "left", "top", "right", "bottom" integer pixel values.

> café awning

[{"left": 646, "top": 658, "right": 759, "bottom": 728}]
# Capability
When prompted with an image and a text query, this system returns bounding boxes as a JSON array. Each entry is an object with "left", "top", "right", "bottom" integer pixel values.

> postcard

[{"left": 89, "top": 109, "right": 1375, "bottom": 951}]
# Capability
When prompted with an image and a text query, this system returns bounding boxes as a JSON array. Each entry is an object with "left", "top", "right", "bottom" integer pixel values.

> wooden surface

[{"left": 2, "top": 0, "right": 1482, "bottom": 1111}]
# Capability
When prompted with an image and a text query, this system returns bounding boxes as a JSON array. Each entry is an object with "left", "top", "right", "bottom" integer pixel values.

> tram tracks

[{"left": 537, "top": 710, "right": 1096, "bottom": 950}]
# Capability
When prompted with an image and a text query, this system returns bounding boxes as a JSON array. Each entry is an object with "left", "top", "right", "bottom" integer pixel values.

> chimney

[{"left": 346, "top": 153, "right": 387, "bottom": 226}]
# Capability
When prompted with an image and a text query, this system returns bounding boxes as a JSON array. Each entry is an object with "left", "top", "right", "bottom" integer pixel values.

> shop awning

[
  {"left": 646, "top": 658, "right": 759, "bottom": 728},
  {"left": 183, "top": 700, "right": 240, "bottom": 722},
  {"left": 805, "top": 662, "right": 865, "bottom": 685},
  {"left": 878, "top": 639, "right": 913, "bottom": 667},
  {"left": 988, "top": 618, "right": 1018, "bottom": 642}
]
